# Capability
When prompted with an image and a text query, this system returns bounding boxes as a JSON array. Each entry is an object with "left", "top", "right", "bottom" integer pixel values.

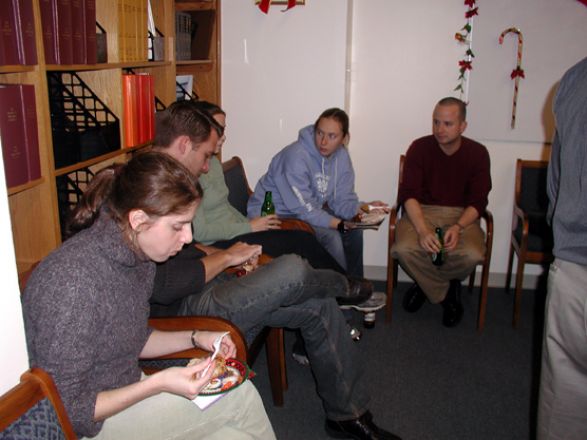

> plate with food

[{"left": 190, "top": 356, "right": 252, "bottom": 396}]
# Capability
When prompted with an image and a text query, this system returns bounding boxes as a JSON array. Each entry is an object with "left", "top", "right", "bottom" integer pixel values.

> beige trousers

[
  {"left": 391, "top": 205, "right": 485, "bottom": 303},
  {"left": 83, "top": 379, "right": 276, "bottom": 440}
]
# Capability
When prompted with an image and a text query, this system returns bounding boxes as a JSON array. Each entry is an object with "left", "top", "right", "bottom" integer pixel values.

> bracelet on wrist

[
  {"left": 456, "top": 222, "right": 465, "bottom": 232},
  {"left": 190, "top": 330, "right": 199, "bottom": 348}
]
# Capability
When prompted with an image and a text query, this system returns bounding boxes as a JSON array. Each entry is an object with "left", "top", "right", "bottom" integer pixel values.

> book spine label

[
  {"left": 0, "top": 1, "right": 21, "bottom": 65},
  {"left": 54, "top": 0, "right": 73, "bottom": 64},
  {"left": 14, "top": 0, "right": 38, "bottom": 65},
  {"left": 84, "top": 0, "right": 97, "bottom": 64},
  {"left": 122, "top": 74, "right": 139, "bottom": 147},
  {"left": 18, "top": 84, "right": 41, "bottom": 182},
  {"left": 39, "top": 0, "right": 57, "bottom": 64},
  {"left": 0, "top": 85, "right": 29, "bottom": 187},
  {"left": 71, "top": 0, "right": 85, "bottom": 64}
]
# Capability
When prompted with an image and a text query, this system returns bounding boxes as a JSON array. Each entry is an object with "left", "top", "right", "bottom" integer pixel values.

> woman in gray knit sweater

[{"left": 22, "top": 152, "right": 275, "bottom": 440}]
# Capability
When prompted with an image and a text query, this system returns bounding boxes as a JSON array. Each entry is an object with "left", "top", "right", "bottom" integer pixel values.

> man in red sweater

[{"left": 391, "top": 97, "right": 491, "bottom": 327}]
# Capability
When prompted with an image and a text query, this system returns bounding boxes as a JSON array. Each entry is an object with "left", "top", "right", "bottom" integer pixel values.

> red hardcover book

[
  {"left": 13, "top": 0, "right": 38, "bottom": 65},
  {"left": 39, "top": 0, "right": 57, "bottom": 64},
  {"left": 84, "top": 0, "right": 97, "bottom": 64},
  {"left": 18, "top": 84, "right": 41, "bottom": 181},
  {"left": 70, "top": 0, "right": 84, "bottom": 64},
  {"left": 0, "top": 85, "right": 29, "bottom": 188},
  {"left": 0, "top": 1, "right": 21, "bottom": 65},
  {"left": 122, "top": 74, "right": 139, "bottom": 147},
  {"left": 136, "top": 73, "right": 154, "bottom": 144},
  {"left": 54, "top": 0, "right": 73, "bottom": 64}
]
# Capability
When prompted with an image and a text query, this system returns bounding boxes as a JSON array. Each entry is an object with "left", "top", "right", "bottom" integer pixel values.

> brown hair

[
  {"left": 437, "top": 97, "right": 467, "bottom": 121},
  {"left": 314, "top": 108, "right": 350, "bottom": 137},
  {"left": 153, "top": 100, "right": 222, "bottom": 149},
  {"left": 65, "top": 151, "right": 201, "bottom": 239}
]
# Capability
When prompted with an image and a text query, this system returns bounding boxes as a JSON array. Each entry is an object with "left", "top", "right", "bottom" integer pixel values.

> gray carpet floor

[{"left": 250, "top": 280, "right": 547, "bottom": 440}]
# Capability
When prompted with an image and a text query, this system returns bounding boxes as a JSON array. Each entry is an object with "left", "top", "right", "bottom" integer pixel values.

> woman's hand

[
  {"left": 250, "top": 215, "right": 282, "bottom": 232},
  {"left": 361, "top": 200, "right": 391, "bottom": 213},
  {"left": 194, "top": 331, "right": 237, "bottom": 359},
  {"left": 156, "top": 359, "right": 215, "bottom": 400}
]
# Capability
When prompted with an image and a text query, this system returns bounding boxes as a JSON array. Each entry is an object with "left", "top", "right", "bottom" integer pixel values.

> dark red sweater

[{"left": 398, "top": 135, "right": 491, "bottom": 216}]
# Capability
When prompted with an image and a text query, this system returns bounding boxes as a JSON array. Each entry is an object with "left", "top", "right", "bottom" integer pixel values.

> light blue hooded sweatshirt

[{"left": 247, "top": 125, "right": 360, "bottom": 228}]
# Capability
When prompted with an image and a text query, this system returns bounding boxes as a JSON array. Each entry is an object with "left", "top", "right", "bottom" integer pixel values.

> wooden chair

[
  {"left": 0, "top": 368, "right": 77, "bottom": 439},
  {"left": 385, "top": 155, "right": 494, "bottom": 331},
  {"left": 505, "top": 159, "right": 553, "bottom": 327}
]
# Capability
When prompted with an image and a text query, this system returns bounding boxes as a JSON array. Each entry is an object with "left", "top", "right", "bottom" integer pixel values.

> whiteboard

[{"left": 466, "top": 0, "right": 587, "bottom": 143}]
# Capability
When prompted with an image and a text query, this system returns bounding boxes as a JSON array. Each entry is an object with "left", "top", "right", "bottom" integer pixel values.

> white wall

[
  {"left": 0, "top": 137, "right": 29, "bottom": 394},
  {"left": 222, "top": 0, "right": 587, "bottom": 284},
  {"left": 221, "top": 0, "right": 349, "bottom": 184}
]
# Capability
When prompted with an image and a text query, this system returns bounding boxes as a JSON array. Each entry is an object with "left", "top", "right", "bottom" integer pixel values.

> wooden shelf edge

[
  {"left": 46, "top": 61, "right": 171, "bottom": 72},
  {"left": 53, "top": 144, "right": 151, "bottom": 177},
  {"left": 7, "top": 177, "right": 46, "bottom": 196},
  {"left": 176, "top": 59, "right": 213, "bottom": 66},
  {"left": 0, "top": 65, "right": 37, "bottom": 74}
]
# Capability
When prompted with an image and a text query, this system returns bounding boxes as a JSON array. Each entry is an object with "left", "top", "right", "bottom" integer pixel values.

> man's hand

[
  {"left": 250, "top": 215, "right": 281, "bottom": 232},
  {"left": 418, "top": 229, "right": 442, "bottom": 254},
  {"left": 443, "top": 225, "right": 461, "bottom": 251},
  {"left": 224, "top": 242, "right": 262, "bottom": 267}
]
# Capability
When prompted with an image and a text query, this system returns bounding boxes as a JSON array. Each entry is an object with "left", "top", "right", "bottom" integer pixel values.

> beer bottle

[
  {"left": 431, "top": 227, "right": 444, "bottom": 266},
  {"left": 260, "top": 191, "right": 275, "bottom": 217}
]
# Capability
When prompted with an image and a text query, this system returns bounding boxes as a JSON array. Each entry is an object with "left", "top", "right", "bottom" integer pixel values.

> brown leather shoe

[
  {"left": 336, "top": 278, "right": 373, "bottom": 306},
  {"left": 325, "top": 411, "right": 402, "bottom": 440}
]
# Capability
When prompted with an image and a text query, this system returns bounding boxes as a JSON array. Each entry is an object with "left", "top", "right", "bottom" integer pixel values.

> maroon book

[
  {"left": 70, "top": 0, "right": 84, "bottom": 64},
  {"left": 0, "top": 1, "right": 21, "bottom": 65},
  {"left": 18, "top": 84, "right": 41, "bottom": 181},
  {"left": 54, "top": 0, "right": 73, "bottom": 64},
  {"left": 13, "top": 0, "right": 38, "bottom": 65},
  {"left": 39, "top": 0, "right": 57, "bottom": 64},
  {"left": 0, "top": 85, "right": 29, "bottom": 188},
  {"left": 84, "top": 0, "right": 97, "bottom": 64}
]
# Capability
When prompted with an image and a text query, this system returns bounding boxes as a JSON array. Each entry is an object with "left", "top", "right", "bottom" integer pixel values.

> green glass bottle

[
  {"left": 260, "top": 191, "right": 275, "bottom": 217},
  {"left": 431, "top": 227, "right": 444, "bottom": 266}
]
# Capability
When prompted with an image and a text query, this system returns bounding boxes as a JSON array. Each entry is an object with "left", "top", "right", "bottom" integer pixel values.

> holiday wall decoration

[
  {"left": 499, "top": 27, "right": 525, "bottom": 129},
  {"left": 256, "top": 0, "right": 304, "bottom": 14},
  {"left": 454, "top": 0, "right": 478, "bottom": 101}
]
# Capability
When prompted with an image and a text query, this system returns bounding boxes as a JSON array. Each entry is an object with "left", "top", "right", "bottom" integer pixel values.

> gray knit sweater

[{"left": 22, "top": 214, "right": 155, "bottom": 438}]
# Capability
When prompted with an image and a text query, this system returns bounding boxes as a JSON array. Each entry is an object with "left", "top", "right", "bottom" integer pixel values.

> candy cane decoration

[{"left": 499, "top": 28, "right": 525, "bottom": 129}]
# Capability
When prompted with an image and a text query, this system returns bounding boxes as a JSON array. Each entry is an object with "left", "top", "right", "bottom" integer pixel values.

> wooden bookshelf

[{"left": 1, "top": 0, "right": 221, "bottom": 274}]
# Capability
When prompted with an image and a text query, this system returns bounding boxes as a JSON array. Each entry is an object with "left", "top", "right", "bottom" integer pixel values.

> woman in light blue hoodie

[{"left": 248, "top": 108, "right": 386, "bottom": 277}]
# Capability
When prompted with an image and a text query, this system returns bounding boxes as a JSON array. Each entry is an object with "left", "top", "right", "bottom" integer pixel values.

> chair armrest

[
  {"left": 146, "top": 316, "right": 247, "bottom": 362},
  {"left": 280, "top": 218, "right": 315, "bottom": 234}
]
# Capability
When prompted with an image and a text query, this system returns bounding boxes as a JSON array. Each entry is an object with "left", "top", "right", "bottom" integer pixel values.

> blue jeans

[
  {"left": 178, "top": 254, "right": 370, "bottom": 420},
  {"left": 313, "top": 227, "right": 364, "bottom": 278}
]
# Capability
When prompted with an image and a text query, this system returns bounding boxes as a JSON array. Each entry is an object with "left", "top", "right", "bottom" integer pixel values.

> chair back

[
  {"left": 222, "top": 156, "right": 253, "bottom": 217},
  {"left": 516, "top": 159, "right": 550, "bottom": 216},
  {"left": 0, "top": 368, "right": 76, "bottom": 439}
]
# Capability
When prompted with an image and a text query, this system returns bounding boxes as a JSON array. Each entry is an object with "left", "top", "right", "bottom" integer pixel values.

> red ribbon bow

[
  {"left": 459, "top": 60, "right": 473, "bottom": 71},
  {"left": 465, "top": 7, "right": 478, "bottom": 18},
  {"left": 258, "top": 0, "right": 298, "bottom": 14},
  {"left": 511, "top": 68, "right": 525, "bottom": 79}
]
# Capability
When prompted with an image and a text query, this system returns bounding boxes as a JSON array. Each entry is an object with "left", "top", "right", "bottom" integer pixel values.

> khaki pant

[
  {"left": 83, "top": 380, "right": 276, "bottom": 440},
  {"left": 537, "top": 259, "right": 587, "bottom": 440},
  {"left": 390, "top": 205, "right": 485, "bottom": 303}
]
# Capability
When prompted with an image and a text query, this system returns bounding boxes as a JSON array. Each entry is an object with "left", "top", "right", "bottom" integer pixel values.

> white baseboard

[{"left": 364, "top": 265, "right": 548, "bottom": 290}]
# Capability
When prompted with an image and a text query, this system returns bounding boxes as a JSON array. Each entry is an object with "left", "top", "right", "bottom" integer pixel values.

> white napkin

[{"left": 192, "top": 332, "right": 230, "bottom": 410}]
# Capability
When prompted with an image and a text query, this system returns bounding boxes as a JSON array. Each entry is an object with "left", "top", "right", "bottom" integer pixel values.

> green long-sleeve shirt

[{"left": 193, "top": 156, "right": 253, "bottom": 244}]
